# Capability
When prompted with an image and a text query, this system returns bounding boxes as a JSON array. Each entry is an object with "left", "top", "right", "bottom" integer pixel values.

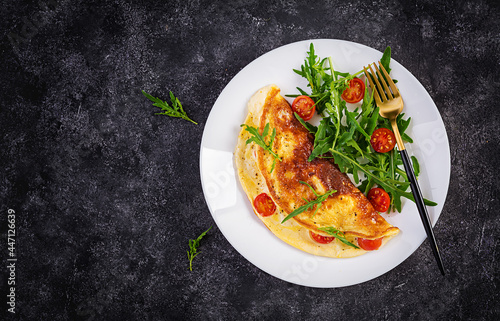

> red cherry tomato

[
  {"left": 341, "top": 77, "right": 365, "bottom": 103},
  {"left": 291, "top": 95, "right": 316, "bottom": 121},
  {"left": 358, "top": 237, "right": 383, "bottom": 251},
  {"left": 309, "top": 231, "right": 335, "bottom": 244},
  {"left": 367, "top": 187, "right": 391, "bottom": 212},
  {"left": 370, "top": 128, "right": 396, "bottom": 153},
  {"left": 253, "top": 193, "right": 276, "bottom": 217}
]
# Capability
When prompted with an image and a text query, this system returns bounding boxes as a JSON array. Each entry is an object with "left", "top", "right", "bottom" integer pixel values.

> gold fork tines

[
  {"left": 363, "top": 61, "right": 405, "bottom": 150},
  {"left": 374, "top": 62, "right": 399, "bottom": 99}
]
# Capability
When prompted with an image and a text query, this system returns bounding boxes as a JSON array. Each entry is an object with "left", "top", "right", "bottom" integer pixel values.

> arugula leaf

[
  {"left": 241, "top": 123, "right": 282, "bottom": 173},
  {"left": 142, "top": 90, "right": 197, "bottom": 124},
  {"left": 187, "top": 226, "right": 212, "bottom": 271},
  {"left": 294, "top": 44, "right": 333, "bottom": 114},
  {"left": 294, "top": 112, "right": 317, "bottom": 134},
  {"left": 281, "top": 181, "right": 336, "bottom": 223},
  {"left": 380, "top": 46, "right": 392, "bottom": 74},
  {"left": 411, "top": 155, "right": 420, "bottom": 177},
  {"left": 379, "top": 46, "right": 398, "bottom": 84},
  {"left": 317, "top": 227, "right": 360, "bottom": 249},
  {"left": 308, "top": 117, "right": 336, "bottom": 161}
]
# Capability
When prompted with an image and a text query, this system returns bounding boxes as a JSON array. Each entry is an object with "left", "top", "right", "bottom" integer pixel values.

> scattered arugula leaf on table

[
  {"left": 187, "top": 226, "right": 212, "bottom": 271},
  {"left": 142, "top": 90, "right": 198, "bottom": 124}
]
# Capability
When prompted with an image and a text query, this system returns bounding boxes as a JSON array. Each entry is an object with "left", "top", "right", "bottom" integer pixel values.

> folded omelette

[{"left": 235, "top": 85, "right": 399, "bottom": 258}]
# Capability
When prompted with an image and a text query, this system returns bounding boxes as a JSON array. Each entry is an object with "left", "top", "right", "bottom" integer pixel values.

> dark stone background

[{"left": 1, "top": 0, "right": 499, "bottom": 320}]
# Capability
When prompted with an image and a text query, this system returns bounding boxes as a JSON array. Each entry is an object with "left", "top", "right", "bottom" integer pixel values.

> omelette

[{"left": 235, "top": 85, "right": 399, "bottom": 258}]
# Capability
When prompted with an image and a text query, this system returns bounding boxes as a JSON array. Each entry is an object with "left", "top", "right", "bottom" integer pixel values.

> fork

[{"left": 364, "top": 61, "right": 446, "bottom": 276}]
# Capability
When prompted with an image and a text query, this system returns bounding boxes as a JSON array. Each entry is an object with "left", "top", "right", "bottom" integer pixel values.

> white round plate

[{"left": 199, "top": 39, "right": 450, "bottom": 288}]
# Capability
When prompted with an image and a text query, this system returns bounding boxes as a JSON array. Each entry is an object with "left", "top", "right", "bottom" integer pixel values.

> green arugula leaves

[
  {"left": 142, "top": 90, "right": 198, "bottom": 124},
  {"left": 380, "top": 46, "right": 392, "bottom": 75},
  {"left": 317, "top": 227, "right": 359, "bottom": 249},
  {"left": 187, "top": 226, "right": 212, "bottom": 271},
  {"left": 241, "top": 123, "right": 282, "bottom": 173}
]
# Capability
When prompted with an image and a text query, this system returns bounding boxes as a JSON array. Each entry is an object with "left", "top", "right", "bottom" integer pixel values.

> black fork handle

[{"left": 400, "top": 149, "right": 445, "bottom": 275}]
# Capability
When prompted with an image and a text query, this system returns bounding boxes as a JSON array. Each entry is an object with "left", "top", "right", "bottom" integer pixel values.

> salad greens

[
  {"left": 187, "top": 226, "right": 212, "bottom": 271},
  {"left": 241, "top": 123, "right": 282, "bottom": 173},
  {"left": 290, "top": 43, "right": 436, "bottom": 212},
  {"left": 142, "top": 90, "right": 198, "bottom": 124}
]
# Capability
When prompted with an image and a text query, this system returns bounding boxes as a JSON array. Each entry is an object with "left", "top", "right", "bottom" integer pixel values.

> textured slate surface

[{"left": 1, "top": 0, "right": 499, "bottom": 320}]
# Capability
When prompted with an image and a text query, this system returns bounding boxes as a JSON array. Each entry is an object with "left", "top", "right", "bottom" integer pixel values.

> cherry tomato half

[
  {"left": 309, "top": 231, "right": 335, "bottom": 244},
  {"left": 367, "top": 187, "right": 391, "bottom": 212},
  {"left": 341, "top": 77, "right": 365, "bottom": 103},
  {"left": 291, "top": 95, "right": 316, "bottom": 121},
  {"left": 253, "top": 193, "right": 276, "bottom": 217},
  {"left": 358, "top": 237, "right": 383, "bottom": 251},
  {"left": 370, "top": 128, "right": 396, "bottom": 153}
]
